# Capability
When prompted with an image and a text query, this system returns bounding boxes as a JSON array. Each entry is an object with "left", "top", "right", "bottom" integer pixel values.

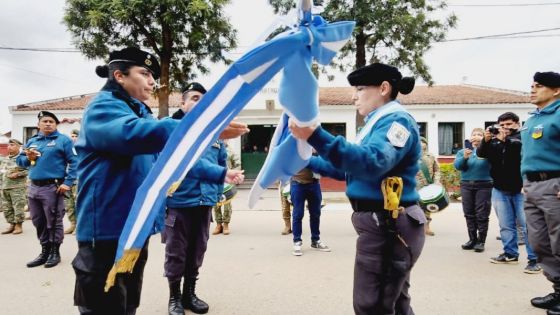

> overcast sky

[{"left": 1, "top": 0, "right": 559, "bottom": 133}]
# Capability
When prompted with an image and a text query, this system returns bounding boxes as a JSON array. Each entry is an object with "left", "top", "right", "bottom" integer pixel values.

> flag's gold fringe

[{"left": 104, "top": 249, "right": 142, "bottom": 292}]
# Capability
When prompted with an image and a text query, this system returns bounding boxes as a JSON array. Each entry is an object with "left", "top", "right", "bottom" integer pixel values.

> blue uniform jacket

[
  {"left": 453, "top": 149, "right": 492, "bottom": 181},
  {"left": 166, "top": 140, "right": 227, "bottom": 209},
  {"left": 521, "top": 99, "right": 560, "bottom": 174},
  {"left": 17, "top": 130, "right": 77, "bottom": 187},
  {"left": 307, "top": 108, "right": 421, "bottom": 204},
  {"left": 75, "top": 81, "right": 178, "bottom": 242}
]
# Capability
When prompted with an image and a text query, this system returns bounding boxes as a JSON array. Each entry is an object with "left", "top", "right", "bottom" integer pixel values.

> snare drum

[{"left": 418, "top": 184, "right": 449, "bottom": 213}]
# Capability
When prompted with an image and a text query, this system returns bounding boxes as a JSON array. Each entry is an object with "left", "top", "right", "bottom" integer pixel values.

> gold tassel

[{"left": 104, "top": 249, "right": 142, "bottom": 292}]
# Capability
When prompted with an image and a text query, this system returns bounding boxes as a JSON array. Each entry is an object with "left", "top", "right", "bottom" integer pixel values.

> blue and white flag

[{"left": 105, "top": 7, "right": 354, "bottom": 290}]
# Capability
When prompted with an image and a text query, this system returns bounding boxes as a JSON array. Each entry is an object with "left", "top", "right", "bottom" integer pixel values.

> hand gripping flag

[
  {"left": 248, "top": 13, "right": 355, "bottom": 207},
  {"left": 105, "top": 7, "right": 354, "bottom": 291}
]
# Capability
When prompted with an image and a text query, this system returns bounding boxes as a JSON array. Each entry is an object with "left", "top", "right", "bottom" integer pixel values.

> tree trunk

[
  {"left": 157, "top": 59, "right": 170, "bottom": 119},
  {"left": 354, "top": 30, "right": 367, "bottom": 131}
]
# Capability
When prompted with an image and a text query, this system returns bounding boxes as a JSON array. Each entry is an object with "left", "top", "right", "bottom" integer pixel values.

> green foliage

[
  {"left": 268, "top": 0, "right": 457, "bottom": 84},
  {"left": 440, "top": 162, "right": 460, "bottom": 198},
  {"left": 64, "top": 0, "right": 237, "bottom": 117}
]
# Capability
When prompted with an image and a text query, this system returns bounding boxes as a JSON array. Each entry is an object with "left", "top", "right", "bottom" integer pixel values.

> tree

[
  {"left": 64, "top": 0, "right": 237, "bottom": 118},
  {"left": 268, "top": 0, "right": 457, "bottom": 84}
]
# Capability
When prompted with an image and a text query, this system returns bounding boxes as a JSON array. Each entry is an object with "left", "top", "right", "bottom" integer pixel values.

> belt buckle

[{"left": 539, "top": 172, "right": 547, "bottom": 181}]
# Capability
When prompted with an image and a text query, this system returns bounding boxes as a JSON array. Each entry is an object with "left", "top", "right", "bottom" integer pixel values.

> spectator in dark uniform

[
  {"left": 522, "top": 71, "right": 560, "bottom": 315},
  {"left": 290, "top": 63, "right": 425, "bottom": 315},
  {"left": 17, "top": 111, "right": 77, "bottom": 268}
]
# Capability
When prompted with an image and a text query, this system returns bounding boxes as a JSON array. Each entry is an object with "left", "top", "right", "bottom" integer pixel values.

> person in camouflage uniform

[
  {"left": 1, "top": 139, "right": 28, "bottom": 235},
  {"left": 212, "top": 141, "right": 241, "bottom": 235},
  {"left": 64, "top": 129, "right": 80, "bottom": 234},
  {"left": 279, "top": 182, "right": 292, "bottom": 235},
  {"left": 415, "top": 137, "right": 441, "bottom": 236}
]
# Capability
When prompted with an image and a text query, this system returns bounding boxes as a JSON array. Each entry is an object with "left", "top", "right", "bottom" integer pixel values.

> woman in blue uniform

[
  {"left": 290, "top": 63, "right": 425, "bottom": 315},
  {"left": 72, "top": 47, "right": 248, "bottom": 315}
]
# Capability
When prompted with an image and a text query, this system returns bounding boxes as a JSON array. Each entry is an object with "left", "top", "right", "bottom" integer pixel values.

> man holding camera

[
  {"left": 477, "top": 112, "right": 541, "bottom": 274},
  {"left": 521, "top": 71, "right": 560, "bottom": 315}
]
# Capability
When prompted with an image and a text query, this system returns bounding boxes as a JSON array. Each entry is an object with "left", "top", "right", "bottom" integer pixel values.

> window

[
  {"left": 24, "top": 127, "right": 38, "bottom": 143},
  {"left": 322, "top": 123, "right": 346, "bottom": 138},
  {"left": 438, "top": 122, "right": 463, "bottom": 155},
  {"left": 417, "top": 122, "right": 427, "bottom": 139}
]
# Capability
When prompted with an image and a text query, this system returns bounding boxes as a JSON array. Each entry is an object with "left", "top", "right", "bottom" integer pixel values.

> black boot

[
  {"left": 461, "top": 229, "right": 477, "bottom": 250},
  {"left": 182, "top": 277, "right": 209, "bottom": 314},
  {"left": 27, "top": 243, "right": 51, "bottom": 268},
  {"left": 532, "top": 292, "right": 560, "bottom": 309},
  {"left": 44, "top": 243, "right": 61, "bottom": 268},
  {"left": 474, "top": 231, "right": 486, "bottom": 252},
  {"left": 548, "top": 302, "right": 560, "bottom": 315},
  {"left": 168, "top": 280, "right": 184, "bottom": 315}
]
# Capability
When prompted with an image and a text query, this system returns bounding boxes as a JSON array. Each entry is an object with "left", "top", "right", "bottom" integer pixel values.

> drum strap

[{"left": 419, "top": 159, "right": 433, "bottom": 185}]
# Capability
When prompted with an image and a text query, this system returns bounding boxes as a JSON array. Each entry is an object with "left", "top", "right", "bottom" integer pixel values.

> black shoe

[
  {"left": 531, "top": 292, "right": 560, "bottom": 309},
  {"left": 473, "top": 242, "right": 485, "bottom": 253},
  {"left": 548, "top": 303, "right": 560, "bottom": 315},
  {"left": 168, "top": 280, "right": 184, "bottom": 315},
  {"left": 182, "top": 278, "right": 209, "bottom": 314},
  {"left": 44, "top": 243, "right": 61, "bottom": 268},
  {"left": 490, "top": 253, "right": 518, "bottom": 264},
  {"left": 461, "top": 240, "right": 476, "bottom": 250},
  {"left": 27, "top": 243, "right": 51, "bottom": 268}
]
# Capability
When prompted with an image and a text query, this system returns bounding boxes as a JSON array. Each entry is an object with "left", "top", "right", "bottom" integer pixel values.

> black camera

[{"left": 488, "top": 125, "right": 500, "bottom": 135}]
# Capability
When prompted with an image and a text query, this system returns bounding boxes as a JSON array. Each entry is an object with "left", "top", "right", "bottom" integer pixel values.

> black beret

[
  {"left": 348, "top": 63, "right": 402, "bottom": 86},
  {"left": 37, "top": 111, "right": 60, "bottom": 124},
  {"left": 347, "top": 63, "right": 415, "bottom": 95},
  {"left": 108, "top": 47, "right": 161, "bottom": 79},
  {"left": 182, "top": 82, "right": 207, "bottom": 95},
  {"left": 8, "top": 138, "right": 22, "bottom": 145},
  {"left": 534, "top": 71, "right": 560, "bottom": 88}
]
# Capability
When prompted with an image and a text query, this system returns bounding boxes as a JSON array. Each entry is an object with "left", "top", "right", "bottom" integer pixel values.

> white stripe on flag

[{"left": 124, "top": 76, "right": 245, "bottom": 249}]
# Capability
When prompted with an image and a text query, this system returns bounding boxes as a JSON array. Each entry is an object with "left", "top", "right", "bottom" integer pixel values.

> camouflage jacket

[
  {"left": 1, "top": 154, "right": 28, "bottom": 189},
  {"left": 415, "top": 152, "right": 441, "bottom": 189},
  {"left": 226, "top": 148, "right": 240, "bottom": 170}
]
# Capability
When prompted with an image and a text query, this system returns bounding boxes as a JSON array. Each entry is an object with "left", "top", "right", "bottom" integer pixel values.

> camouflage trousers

[
  {"left": 213, "top": 203, "right": 232, "bottom": 224},
  {"left": 1, "top": 187, "right": 27, "bottom": 224},
  {"left": 281, "top": 194, "right": 292, "bottom": 221},
  {"left": 64, "top": 187, "right": 77, "bottom": 225}
]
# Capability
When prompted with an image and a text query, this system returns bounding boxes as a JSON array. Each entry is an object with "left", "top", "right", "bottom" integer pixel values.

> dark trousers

[
  {"left": 163, "top": 206, "right": 212, "bottom": 282},
  {"left": 460, "top": 181, "right": 492, "bottom": 242},
  {"left": 290, "top": 181, "right": 322, "bottom": 243},
  {"left": 27, "top": 183, "right": 65, "bottom": 244},
  {"left": 524, "top": 178, "right": 560, "bottom": 291},
  {"left": 72, "top": 240, "right": 149, "bottom": 315},
  {"left": 351, "top": 206, "right": 425, "bottom": 315}
]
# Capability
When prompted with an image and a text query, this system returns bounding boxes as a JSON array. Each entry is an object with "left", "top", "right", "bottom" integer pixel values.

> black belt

[
  {"left": 31, "top": 179, "right": 63, "bottom": 186},
  {"left": 461, "top": 180, "right": 493, "bottom": 184},
  {"left": 350, "top": 198, "right": 417, "bottom": 212},
  {"left": 526, "top": 171, "right": 560, "bottom": 182}
]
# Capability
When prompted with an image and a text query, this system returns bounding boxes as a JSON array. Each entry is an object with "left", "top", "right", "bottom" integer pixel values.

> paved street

[{"left": 0, "top": 188, "right": 551, "bottom": 314}]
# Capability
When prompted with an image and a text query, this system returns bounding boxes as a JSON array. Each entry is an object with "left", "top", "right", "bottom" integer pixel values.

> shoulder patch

[{"left": 387, "top": 122, "right": 410, "bottom": 148}]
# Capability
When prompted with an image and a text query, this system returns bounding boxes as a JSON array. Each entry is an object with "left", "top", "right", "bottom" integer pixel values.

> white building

[{"left": 9, "top": 84, "right": 532, "bottom": 177}]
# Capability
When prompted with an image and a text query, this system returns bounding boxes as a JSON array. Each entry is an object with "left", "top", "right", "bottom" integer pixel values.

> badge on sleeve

[
  {"left": 387, "top": 122, "right": 410, "bottom": 148},
  {"left": 532, "top": 125, "right": 543, "bottom": 139}
]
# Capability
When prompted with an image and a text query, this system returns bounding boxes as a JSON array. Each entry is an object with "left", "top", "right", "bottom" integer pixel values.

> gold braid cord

[{"left": 381, "top": 177, "right": 404, "bottom": 219}]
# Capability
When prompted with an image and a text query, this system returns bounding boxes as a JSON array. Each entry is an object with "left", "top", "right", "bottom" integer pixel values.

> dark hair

[
  {"left": 389, "top": 77, "right": 415, "bottom": 99},
  {"left": 497, "top": 112, "right": 519, "bottom": 123},
  {"left": 95, "top": 62, "right": 133, "bottom": 81}
]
